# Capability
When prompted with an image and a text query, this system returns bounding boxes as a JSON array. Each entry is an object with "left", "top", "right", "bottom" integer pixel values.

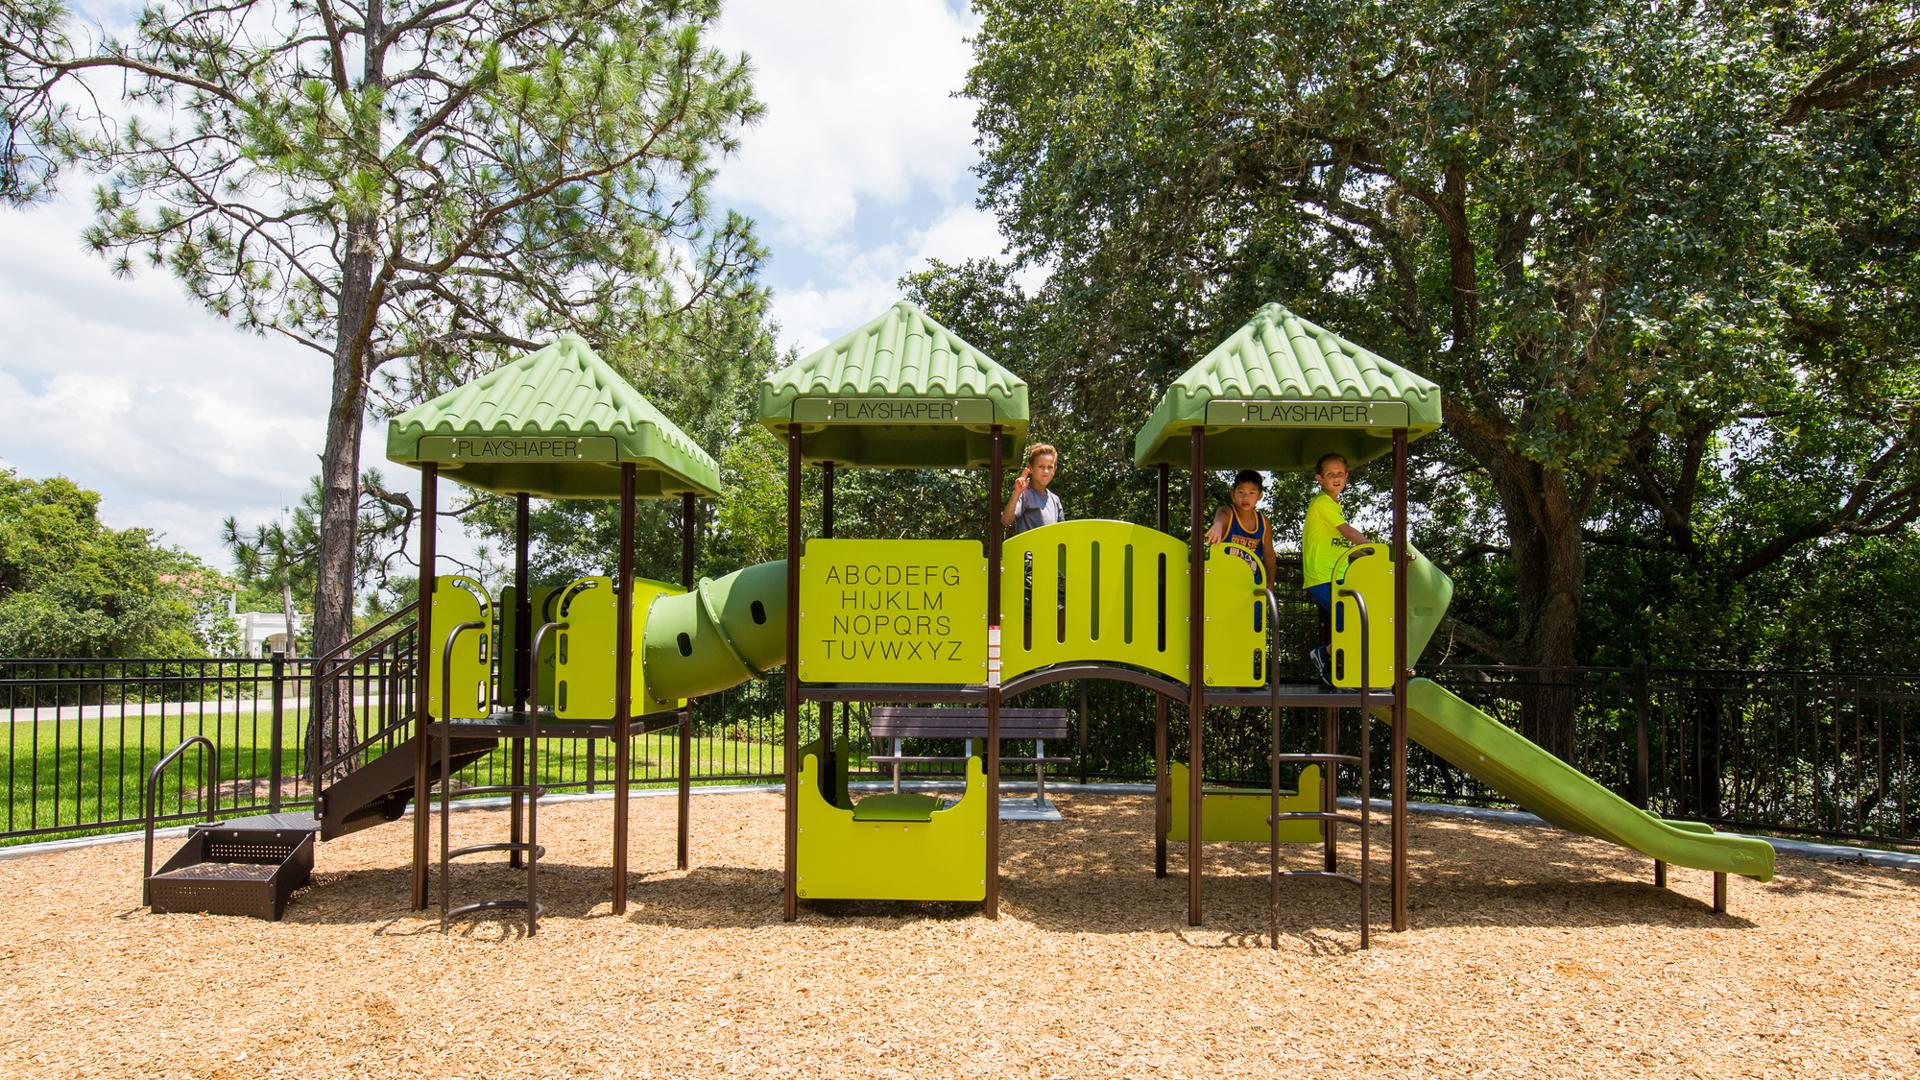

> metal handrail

[
  {"left": 438, "top": 619, "right": 559, "bottom": 935},
  {"left": 1265, "top": 581, "right": 1376, "bottom": 950},
  {"left": 143, "top": 735, "right": 217, "bottom": 905},
  {"left": 311, "top": 617, "right": 420, "bottom": 786},
  {"left": 436, "top": 619, "right": 486, "bottom": 930},
  {"left": 310, "top": 604, "right": 417, "bottom": 669}
]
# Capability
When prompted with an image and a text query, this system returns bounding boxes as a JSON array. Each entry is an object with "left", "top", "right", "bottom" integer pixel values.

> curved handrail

[
  {"left": 143, "top": 735, "right": 217, "bottom": 905},
  {"left": 522, "top": 619, "right": 562, "bottom": 934},
  {"left": 438, "top": 620, "right": 487, "bottom": 725},
  {"left": 435, "top": 619, "right": 485, "bottom": 927},
  {"left": 1000, "top": 663, "right": 1187, "bottom": 705}
]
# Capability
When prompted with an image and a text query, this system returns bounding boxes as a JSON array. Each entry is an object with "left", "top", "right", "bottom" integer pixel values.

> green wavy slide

[{"left": 1387, "top": 679, "right": 1774, "bottom": 881}]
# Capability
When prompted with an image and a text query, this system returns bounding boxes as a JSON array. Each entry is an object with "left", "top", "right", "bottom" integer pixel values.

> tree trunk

[
  {"left": 280, "top": 576, "right": 298, "bottom": 656},
  {"left": 1457, "top": 423, "right": 1587, "bottom": 759},
  {"left": 311, "top": 209, "right": 377, "bottom": 783}
]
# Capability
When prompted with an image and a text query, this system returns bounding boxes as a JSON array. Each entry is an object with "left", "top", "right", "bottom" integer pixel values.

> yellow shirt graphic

[{"left": 1302, "top": 492, "right": 1349, "bottom": 587}]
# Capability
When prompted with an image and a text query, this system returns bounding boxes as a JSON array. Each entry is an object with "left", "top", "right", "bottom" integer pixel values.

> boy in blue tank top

[{"left": 1205, "top": 469, "right": 1277, "bottom": 590}]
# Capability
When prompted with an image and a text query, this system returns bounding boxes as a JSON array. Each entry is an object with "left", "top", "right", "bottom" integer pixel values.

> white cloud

[
  {"left": 712, "top": 0, "right": 982, "bottom": 243},
  {"left": 0, "top": 1, "right": 1013, "bottom": 576},
  {"left": 768, "top": 203, "right": 1013, "bottom": 352}
]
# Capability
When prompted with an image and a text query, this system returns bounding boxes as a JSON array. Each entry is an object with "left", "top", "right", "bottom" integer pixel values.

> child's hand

[
  {"left": 1011, "top": 467, "right": 1031, "bottom": 499},
  {"left": 1204, "top": 522, "right": 1225, "bottom": 545}
]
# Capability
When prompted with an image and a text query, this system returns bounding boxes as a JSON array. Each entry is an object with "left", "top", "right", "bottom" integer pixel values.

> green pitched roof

[
  {"left": 1133, "top": 304, "right": 1443, "bottom": 469},
  {"left": 757, "top": 302, "right": 1029, "bottom": 468},
  {"left": 387, "top": 334, "right": 721, "bottom": 499}
]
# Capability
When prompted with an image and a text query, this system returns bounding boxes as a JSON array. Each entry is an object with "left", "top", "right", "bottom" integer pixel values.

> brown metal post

[
  {"left": 510, "top": 493, "right": 530, "bottom": 869},
  {"left": 1154, "top": 462, "right": 1170, "bottom": 878},
  {"left": 678, "top": 490, "right": 695, "bottom": 871},
  {"left": 1391, "top": 429, "right": 1410, "bottom": 932},
  {"left": 1713, "top": 871, "right": 1727, "bottom": 913},
  {"left": 514, "top": 494, "right": 533, "bottom": 710},
  {"left": 1077, "top": 681, "right": 1089, "bottom": 785},
  {"left": 820, "top": 463, "right": 836, "bottom": 758},
  {"left": 612, "top": 463, "right": 637, "bottom": 914},
  {"left": 1188, "top": 429, "right": 1206, "bottom": 925},
  {"left": 986, "top": 425, "right": 1004, "bottom": 918},
  {"left": 410, "top": 463, "right": 438, "bottom": 910},
  {"left": 783, "top": 425, "right": 802, "bottom": 922},
  {"left": 1323, "top": 707, "right": 1338, "bottom": 871}
]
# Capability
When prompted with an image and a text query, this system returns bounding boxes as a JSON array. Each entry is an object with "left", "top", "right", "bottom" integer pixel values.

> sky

[{"left": 0, "top": 0, "right": 1010, "bottom": 572}]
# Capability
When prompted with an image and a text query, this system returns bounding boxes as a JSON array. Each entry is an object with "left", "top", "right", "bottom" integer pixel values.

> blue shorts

[{"left": 1305, "top": 583, "right": 1333, "bottom": 612}]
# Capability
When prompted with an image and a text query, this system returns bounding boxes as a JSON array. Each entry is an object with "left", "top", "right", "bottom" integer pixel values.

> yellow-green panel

[
  {"left": 1166, "top": 762, "right": 1322, "bottom": 843},
  {"left": 552, "top": 575, "right": 685, "bottom": 719},
  {"left": 553, "top": 576, "right": 616, "bottom": 719},
  {"left": 629, "top": 580, "right": 687, "bottom": 716},
  {"left": 794, "top": 749, "right": 987, "bottom": 902},
  {"left": 1203, "top": 544, "right": 1266, "bottom": 688},
  {"left": 797, "top": 539, "right": 986, "bottom": 685},
  {"left": 497, "top": 585, "right": 562, "bottom": 709},
  {"left": 1332, "top": 546, "right": 1396, "bottom": 690},
  {"left": 426, "top": 576, "right": 492, "bottom": 720},
  {"left": 999, "top": 520, "right": 1189, "bottom": 680}
]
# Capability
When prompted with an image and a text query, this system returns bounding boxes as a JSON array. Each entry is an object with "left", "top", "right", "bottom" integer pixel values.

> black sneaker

[{"left": 1310, "top": 646, "right": 1330, "bottom": 685}]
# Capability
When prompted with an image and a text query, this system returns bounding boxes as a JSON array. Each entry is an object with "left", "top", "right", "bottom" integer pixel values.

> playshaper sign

[{"left": 798, "top": 539, "right": 987, "bottom": 684}]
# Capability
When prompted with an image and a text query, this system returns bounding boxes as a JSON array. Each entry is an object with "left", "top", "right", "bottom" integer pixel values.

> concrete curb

[{"left": 7, "top": 781, "right": 1917, "bottom": 872}]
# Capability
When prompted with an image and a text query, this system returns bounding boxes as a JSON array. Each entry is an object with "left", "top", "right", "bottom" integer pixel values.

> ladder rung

[
  {"left": 1273, "top": 869, "right": 1363, "bottom": 887},
  {"left": 1271, "top": 753, "right": 1362, "bottom": 766},
  {"left": 447, "top": 841, "right": 546, "bottom": 861},
  {"left": 445, "top": 898, "right": 544, "bottom": 921},
  {"left": 1270, "top": 811, "right": 1367, "bottom": 827}
]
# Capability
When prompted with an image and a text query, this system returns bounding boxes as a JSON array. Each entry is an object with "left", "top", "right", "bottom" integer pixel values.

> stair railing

[
  {"left": 310, "top": 613, "right": 421, "bottom": 793},
  {"left": 143, "top": 735, "right": 217, "bottom": 905}
]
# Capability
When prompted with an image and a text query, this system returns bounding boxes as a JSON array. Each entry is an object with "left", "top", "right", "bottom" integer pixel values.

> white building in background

[{"left": 235, "top": 611, "right": 304, "bottom": 656}]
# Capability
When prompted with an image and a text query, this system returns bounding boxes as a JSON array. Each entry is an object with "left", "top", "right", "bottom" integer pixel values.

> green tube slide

[
  {"left": 640, "top": 560, "right": 788, "bottom": 703},
  {"left": 1394, "top": 558, "right": 1774, "bottom": 881}
]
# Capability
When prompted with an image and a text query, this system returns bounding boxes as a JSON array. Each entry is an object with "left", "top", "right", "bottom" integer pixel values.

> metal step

[{"left": 145, "top": 826, "right": 314, "bottom": 920}]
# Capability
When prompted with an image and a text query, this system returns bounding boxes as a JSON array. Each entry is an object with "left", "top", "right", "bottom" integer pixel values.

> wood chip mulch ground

[{"left": 0, "top": 791, "right": 1915, "bottom": 1078}]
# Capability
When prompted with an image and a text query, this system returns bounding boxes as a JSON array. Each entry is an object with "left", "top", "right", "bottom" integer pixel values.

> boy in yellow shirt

[{"left": 1303, "top": 452, "right": 1375, "bottom": 683}]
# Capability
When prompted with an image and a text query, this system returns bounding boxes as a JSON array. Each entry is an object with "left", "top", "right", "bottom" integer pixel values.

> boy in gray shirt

[{"left": 1001, "top": 443, "right": 1065, "bottom": 535}]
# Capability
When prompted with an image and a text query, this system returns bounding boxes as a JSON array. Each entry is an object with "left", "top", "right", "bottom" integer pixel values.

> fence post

[
  {"left": 1632, "top": 660, "right": 1650, "bottom": 810},
  {"left": 1078, "top": 681, "right": 1089, "bottom": 785},
  {"left": 269, "top": 650, "right": 286, "bottom": 814}
]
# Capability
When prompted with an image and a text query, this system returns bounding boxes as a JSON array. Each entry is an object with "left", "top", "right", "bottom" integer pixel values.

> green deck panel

[
  {"left": 1202, "top": 543, "right": 1266, "bottom": 688},
  {"left": 795, "top": 749, "right": 988, "bottom": 902},
  {"left": 551, "top": 575, "right": 685, "bottom": 720},
  {"left": 426, "top": 576, "right": 492, "bottom": 720},
  {"left": 387, "top": 333, "right": 722, "bottom": 498},
  {"left": 756, "top": 301, "right": 1029, "bottom": 467},
  {"left": 1388, "top": 679, "right": 1776, "bottom": 881},
  {"left": 999, "top": 520, "right": 1190, "bottom": 682},
  {"left": 1166, "top": 762, "right": 1324, "bottom": 843},
  {"left": 1133, "top": 303, "right": 1443, "bottom": 469},
  {"left": 1330, "top": 546, "right": 1396, "bottom": 691}
]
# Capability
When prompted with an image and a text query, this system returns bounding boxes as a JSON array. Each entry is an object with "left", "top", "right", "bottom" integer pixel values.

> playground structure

[{"left": 145, "top": 301, "right": 1775, "bottom": 941}]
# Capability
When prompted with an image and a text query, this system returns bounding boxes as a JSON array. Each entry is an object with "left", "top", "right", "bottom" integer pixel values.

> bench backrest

[{"left": 869, "top": 706, "right": 1071, "bottom": 741}]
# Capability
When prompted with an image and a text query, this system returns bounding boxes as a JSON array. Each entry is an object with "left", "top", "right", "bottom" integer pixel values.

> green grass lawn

[{"left": 0, "top": 705, "right": 851, "bottom": 845}]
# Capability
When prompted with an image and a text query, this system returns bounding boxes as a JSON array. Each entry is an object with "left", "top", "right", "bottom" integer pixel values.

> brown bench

[{"left": 868, "top": 706, "right": 1073, "bottom": 819}]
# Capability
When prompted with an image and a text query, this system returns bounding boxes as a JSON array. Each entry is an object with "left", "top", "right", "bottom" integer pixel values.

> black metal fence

[{"left": 4, "top": 654, "right": 1916, "bottom": 849}]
